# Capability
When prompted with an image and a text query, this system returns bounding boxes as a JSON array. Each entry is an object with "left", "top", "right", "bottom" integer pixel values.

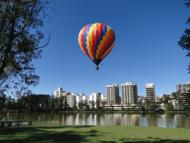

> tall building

[
  {"left": 66, "top": 94, "right": 76, "bottom": 108},
  {"left": 76, "top": 94, "right": 87, "bottom": 108},
  {"left": 146, "top": 83, "right": 155, "bottom": 102},
  {"left": 106, "top": 84, "right": 120, "bottom": 104},
  {"left": 88, "top": 92, "right": 101, "bottom": 108},
  {"left": 54, "top": 87, "right": 65, "bottom": 97},
  {"left": 121, "top": 82, "right": 138, "bottom": 105},
  {"left": 176, "top": 82, "right": 190, "bottom": 93}
]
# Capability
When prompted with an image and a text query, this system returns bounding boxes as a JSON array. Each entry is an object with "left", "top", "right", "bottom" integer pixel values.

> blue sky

[{"left": 33, "top": 0, "right": 190, "bottom": 96}]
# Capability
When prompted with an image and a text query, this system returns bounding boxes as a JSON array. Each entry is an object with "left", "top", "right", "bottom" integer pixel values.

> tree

[
  {"left": 164, "top": 102, "right": 174, "bottom": 111},
  {"left": 179, "top": 0, "right": 190, "bottom": 72},
  {"left": 0, "top": 0, "right": 49, "bottom": 95},
  {"left": 89, "top": 100, "right": 95, "bottom": 110},
  {"left": 78, "top": 101, "right": 89, "bottom": 111},
  {"left": 0, "top": 90, "right": 6, "bottom": 111}
]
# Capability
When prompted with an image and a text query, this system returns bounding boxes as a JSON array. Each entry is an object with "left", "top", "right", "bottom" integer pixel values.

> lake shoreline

[{"left": 1, "top": 110, "right": 189, "bottom": 114}]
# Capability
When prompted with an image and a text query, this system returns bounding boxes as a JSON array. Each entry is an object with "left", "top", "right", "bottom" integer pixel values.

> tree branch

[{"left": 36, "top": 33, "right": 50, "bottom": 50}]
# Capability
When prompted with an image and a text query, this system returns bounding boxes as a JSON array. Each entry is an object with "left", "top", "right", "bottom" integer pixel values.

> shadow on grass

[
  {"left": 0, "top": 131, "right": 86, "bottom": 143},
  {"left": 119, "top": 138, "right": 190, "bottom": 143},
  {"left": 0, "top": 125, "right": 92, "bottom": 135},
  {"left": 0, "top": 128, "right": 86, "bottom": 143},
  {"left": 0, "top": 126, "right": 94, "bottom": 143},
  {"left": 100, "top": 139, "right": 190, "bottom": 143},
  {"left": 121, "top": 140, "right": 190, "bottom": 143},
  {"left": 1, "top": 127, "right": 190, "bottom": 143}
]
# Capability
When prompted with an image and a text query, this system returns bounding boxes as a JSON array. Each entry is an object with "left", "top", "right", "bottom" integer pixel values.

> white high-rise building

[
  {"left": 106, "top": 84, "right": 120, "bottom": 105},
  {"left": 121, "top": 82, "right": 138, "bottom": 105},
  {"left": 101, "top": 94, "right": 107, "bottom": 103},
  {"left": 54, "top": 87, "right": 65, "bottom": 97},
  {"left": 66, "top": 93, "right": 76, "bottom": 108},
  {"left": 146, "top": 83, "right": 155, "bottom": 102},
  {"left": 88, "top": 92, "right": 101, "bottom": 108},
  {"left": 76, "top": 94, "right": 88, "bottom": 108}
]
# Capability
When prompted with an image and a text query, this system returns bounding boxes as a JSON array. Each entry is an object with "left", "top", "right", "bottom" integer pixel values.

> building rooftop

[
  {"left": 106, "top": 84, "right": 119, "bottom": 87},
  {"left": 121, "top": 82, "right": 136, "bottom": 86},
  {"left": 145, "top": 83, "right": 155, "bottom": 88}
]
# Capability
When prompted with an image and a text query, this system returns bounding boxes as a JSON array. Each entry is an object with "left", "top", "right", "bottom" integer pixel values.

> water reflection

[{"left": 1, "top": 113, "right": 190, "bottom": 128}]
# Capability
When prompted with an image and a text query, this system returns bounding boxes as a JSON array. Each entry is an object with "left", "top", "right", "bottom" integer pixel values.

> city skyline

[
  {"left": 51, "top": 81, "right": 190, "bottom": 111},
  {"left": 53, "top": 81, "right": 190, "bottom": 97},
  {"left": 32, "top": 0, "right": 190, "bottom": 96}
]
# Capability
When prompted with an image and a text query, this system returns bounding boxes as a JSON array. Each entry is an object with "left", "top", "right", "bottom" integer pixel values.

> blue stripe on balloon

[
  {"left": 94, "top": 24, "right": 107, "bottom": 61},
  {"left": 83, "top": 24, "right": 92, "bottom": 57}
]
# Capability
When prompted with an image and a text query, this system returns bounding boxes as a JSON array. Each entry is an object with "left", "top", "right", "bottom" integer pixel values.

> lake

[{"left": 1, "top": 113, "right": 190, "bottom": 128}]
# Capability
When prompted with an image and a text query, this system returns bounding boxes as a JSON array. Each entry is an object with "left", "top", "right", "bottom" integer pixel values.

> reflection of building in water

[
  {"left": 106, "top": 84, "right": 120, "bottom": 105},
  {"left": 74, "top": 113, "right": 105, "bottom": 125},
  {"left": 66, "top": 114, "right": 77, "bottom": 125},
  {"left": 76, "top": 113, "right": 91, "bottom": 125},
  {"left": 174, "top": 114, "right": 190, "bottom": 128},
  {"left": 121, "top": 82, "right": 138, "bottom": 105},
  {"left": 56, "top": 114, "right": 67, "bottom": 125},
  {"left": 86, "top": 114, "right": 97, "bottom": 125},
  {"left": 14, "top": 113, "right": 190, "bottom": 127},
  {"left": 104, "top": 114, "right": 121, "bottom": 125},
  {"left": 103, "top": 114, "right": 140, "bottom": 126},
  {"left": 157, "top": 114, "right": 176, "bottom": 128},
  {"left": 122, "top": 114, "right": 140, "bottom": 126},
  {"left": 146, "top": 114, "right": 157, "bottom": 127},
  {"left": 139, "top": 115, "right": 148, "bottom": 127}
]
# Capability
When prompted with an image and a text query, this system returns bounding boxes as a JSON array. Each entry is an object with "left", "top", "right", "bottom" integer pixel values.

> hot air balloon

[{"left": 78, "top": 23, "right": 115, "bottom": 70}]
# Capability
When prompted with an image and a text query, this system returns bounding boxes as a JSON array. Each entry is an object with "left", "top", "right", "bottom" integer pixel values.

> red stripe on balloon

[{"left": 79, "top": 25, "right": 90, "bottom": 56}]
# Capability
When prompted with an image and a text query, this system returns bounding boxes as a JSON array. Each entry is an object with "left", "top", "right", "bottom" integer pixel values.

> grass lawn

[{"left": 0, "top": 126, "right": 190, "bottom": 143}]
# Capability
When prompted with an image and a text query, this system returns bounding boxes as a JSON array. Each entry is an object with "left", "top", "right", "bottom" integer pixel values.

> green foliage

[
  {"left": 17, "top": 94, "right": 51, "bottom": 112},
  {"left": 52, "top": 96, "right": 69, "bottom": 111},
  {"left": 78, "top": 102, "right": 90, "bottom": 111},
  {"left": 0, "top": 92, "right": 6, "bottom": 111},
  {"left": 0, "top": 0, "right": 48, "bottom": 94},
  {"left": 164, "top": 103, "right": 174, "bottom": 111},
  {"left": 185, "top": 0, "right": 190, "bottom": 7}
]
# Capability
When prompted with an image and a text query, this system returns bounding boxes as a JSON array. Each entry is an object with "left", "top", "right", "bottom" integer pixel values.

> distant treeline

[
  {"left": 0, "top": 94, "right": 97, "bottom": 113},
  {"left": 0, "top": 93, "right": 190, "bottom": 113}
]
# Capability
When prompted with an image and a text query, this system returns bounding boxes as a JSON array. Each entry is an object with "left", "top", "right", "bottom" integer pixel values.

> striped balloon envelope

[{"left": 78, "top": 23, "right": 115, "bottom": 70}]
